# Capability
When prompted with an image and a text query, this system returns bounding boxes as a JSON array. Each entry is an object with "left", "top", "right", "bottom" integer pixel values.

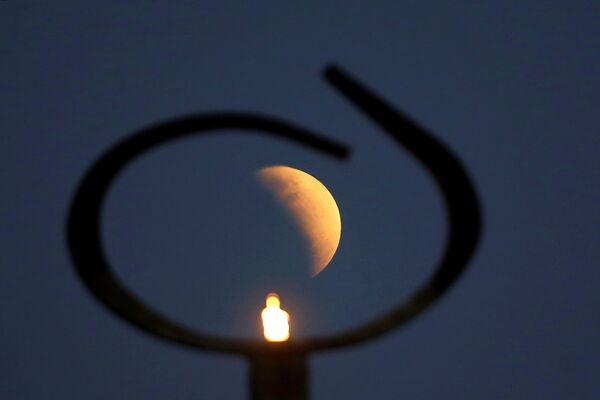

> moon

[{"left": 256, "top": 165, "right": 341, "bottom": 277}]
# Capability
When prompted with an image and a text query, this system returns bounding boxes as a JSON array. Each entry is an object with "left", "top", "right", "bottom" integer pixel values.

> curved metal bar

[
  {"left": 66, "top": 66, "right": 481, "bottom": 357},
  {"left": 67, "top": 113, "right": 349, "bottom": 355}
]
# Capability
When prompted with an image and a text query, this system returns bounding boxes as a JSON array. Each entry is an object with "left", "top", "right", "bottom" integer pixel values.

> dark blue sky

[{"left": 1, "top": 1, "right": 599, "bottom": 399}]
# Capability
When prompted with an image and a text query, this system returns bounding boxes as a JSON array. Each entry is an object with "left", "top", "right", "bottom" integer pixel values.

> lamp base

[{"left": 249, "top": 354, "right": 308, "bottom": 400}]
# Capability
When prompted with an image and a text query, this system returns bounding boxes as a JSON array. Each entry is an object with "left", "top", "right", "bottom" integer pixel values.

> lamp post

[{"left": 67, "top": 65, "right": 481, "bottom": 400}]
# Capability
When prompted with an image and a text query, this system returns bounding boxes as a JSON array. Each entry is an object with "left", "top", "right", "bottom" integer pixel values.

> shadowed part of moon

[{"left": 256, "top": 165, "right": 341, "bottom": 277}]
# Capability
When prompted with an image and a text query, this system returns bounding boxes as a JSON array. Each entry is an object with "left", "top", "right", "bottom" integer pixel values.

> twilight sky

[{"left": 1, "top": 1, "right": 599, "bottom": 399}]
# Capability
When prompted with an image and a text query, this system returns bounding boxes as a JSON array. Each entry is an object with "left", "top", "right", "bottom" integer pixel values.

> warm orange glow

[
  {"left": 256, "top": 166, "right": 342, "bottom": 277},
  {"left": 261, "top": 293, "right": 290, "bottom": 342}
]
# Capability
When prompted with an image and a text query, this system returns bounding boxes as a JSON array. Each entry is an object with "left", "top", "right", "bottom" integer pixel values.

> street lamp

[{"left": 67, "top": 65, "right": 481, "bottom": 400}]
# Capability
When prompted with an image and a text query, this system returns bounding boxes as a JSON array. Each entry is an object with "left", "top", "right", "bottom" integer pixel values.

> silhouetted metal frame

[{"left": 67, "top": 65, "right": 481, "bottom": 358}]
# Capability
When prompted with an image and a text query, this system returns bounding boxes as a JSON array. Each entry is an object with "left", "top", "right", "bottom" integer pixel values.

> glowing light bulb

[{"left": 261, "top": 293, "right": 290, "bottom": 342}]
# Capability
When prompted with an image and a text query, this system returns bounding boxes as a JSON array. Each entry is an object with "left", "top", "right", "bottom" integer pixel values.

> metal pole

[{"left": 249, "top": 354, "right": 308, "bottom": 400}]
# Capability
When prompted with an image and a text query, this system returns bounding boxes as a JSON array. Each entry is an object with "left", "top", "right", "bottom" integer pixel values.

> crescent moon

[{"left": 256, "top": 165, "right": 342, "bottom": 277}]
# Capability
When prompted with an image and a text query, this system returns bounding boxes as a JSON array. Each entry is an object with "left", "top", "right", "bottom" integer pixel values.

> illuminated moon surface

[{"left": 256, "top": 166, "right": 341, "bottom": 277}]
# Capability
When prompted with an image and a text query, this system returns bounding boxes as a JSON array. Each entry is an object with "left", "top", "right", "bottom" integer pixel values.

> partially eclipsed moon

[{"left": 256, "top": 166, "right": 341, "bottom": 277}]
